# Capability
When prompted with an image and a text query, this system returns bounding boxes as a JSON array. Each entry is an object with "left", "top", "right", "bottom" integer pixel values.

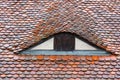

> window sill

[{"left": 20, "top": 50, "right": 110, "bottom": 55}]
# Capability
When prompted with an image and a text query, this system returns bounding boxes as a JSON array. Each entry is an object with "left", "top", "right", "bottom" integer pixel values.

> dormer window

[
  {"left": 54, "top": 32, "right": 75, "bottom": 51},
  {"left": 20, "top": 32, "right": 110, "bottom": 55}
]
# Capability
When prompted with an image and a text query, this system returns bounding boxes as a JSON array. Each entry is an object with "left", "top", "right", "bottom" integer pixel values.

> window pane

[
  {"left": 75, "top": 37, "right": 98, "bottom": 50},
  {"left": 54, "top": 33, "right": 75, "bottom": 51},
  {"left": 31, "top": 38, "right": 54, "bottom": 50}
]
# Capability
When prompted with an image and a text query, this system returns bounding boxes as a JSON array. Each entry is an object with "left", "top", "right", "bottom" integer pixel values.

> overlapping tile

[{"left": 0, "top": 0, "right": 120, "bottom": 79}]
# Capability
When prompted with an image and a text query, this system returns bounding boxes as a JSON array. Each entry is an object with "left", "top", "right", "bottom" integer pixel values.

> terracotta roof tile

[{"left": 0, "top": 0, "right": 120, "bottom": 79}]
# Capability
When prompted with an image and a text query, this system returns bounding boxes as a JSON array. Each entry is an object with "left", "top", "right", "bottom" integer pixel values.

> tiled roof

[
  {"left": 0, "top": 0, "right": 120, "bottom": 79},
  {"left": 0, "top": 0, "right": 120, "bottom": 54},
  {"left": 0, "top": 53, "right": 120, "bottom": 79}
]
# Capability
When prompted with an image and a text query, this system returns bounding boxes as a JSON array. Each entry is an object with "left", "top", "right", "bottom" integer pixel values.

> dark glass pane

[{"left": 54, "top": 33, "right": 75, "bottom": 51}]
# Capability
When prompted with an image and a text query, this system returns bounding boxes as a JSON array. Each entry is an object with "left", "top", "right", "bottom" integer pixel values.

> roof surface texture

[
  {"left": 0, "top": 0, "right": 120, "bottom": 54},
  {"left": 0, "top": 0, "right": 120, "bottom": 80}
]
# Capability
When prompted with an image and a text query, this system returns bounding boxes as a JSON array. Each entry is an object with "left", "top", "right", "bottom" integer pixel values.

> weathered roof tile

[{"left": 0, "top": 0, "right": 120, "bottom": 79}]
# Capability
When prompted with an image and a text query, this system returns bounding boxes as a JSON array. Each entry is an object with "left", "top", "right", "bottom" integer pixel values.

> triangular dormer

[{"left": 20, "top": 32, "right": 110, "bottom": 55}]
